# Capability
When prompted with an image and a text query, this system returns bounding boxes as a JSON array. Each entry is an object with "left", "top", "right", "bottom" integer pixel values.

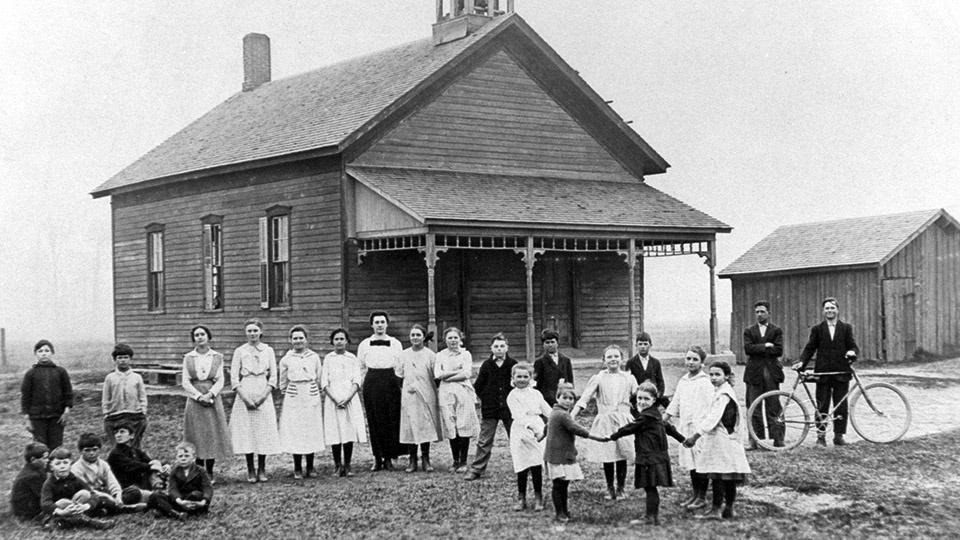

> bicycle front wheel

[
  {"left": 849, "top": 382, "right": 911, "bottom": 443},
  {"left": 747, "top": 390, "right": 811, "bottom": 451}
]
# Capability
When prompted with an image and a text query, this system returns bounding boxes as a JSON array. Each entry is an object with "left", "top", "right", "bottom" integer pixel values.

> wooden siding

[
  {"left": 883, "top": 219, "right": 960, "bottom": 358},
  {"left": 727, "top": 268, "right": 881, "bottom": 363},
  {"left": 345, "top": 249, "right": 642, "bottom": 360},
  {"left": 111, "top": 159, "right": 343, "bottom": 366},
  {"left": 354, "top": 181, "right": 423, "bottom": 234},
  {"left": 354, "top": 50, "right": 638, "bottom": 182}
]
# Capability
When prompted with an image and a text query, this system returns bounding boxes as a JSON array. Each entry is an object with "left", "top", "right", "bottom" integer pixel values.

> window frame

[
  {"left": 201, "top": 215, "right": 224, "bottom": 311},
  {"left": 145, "top": 223, "right": 165, "bottom": 312},
  {"left": 259, "top": 205, "right": 291, "bottom": 309}
]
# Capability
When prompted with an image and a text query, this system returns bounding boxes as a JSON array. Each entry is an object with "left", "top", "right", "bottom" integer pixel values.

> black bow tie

[{"left": 369, "top": 339, "right": 391, "bottom": 347}]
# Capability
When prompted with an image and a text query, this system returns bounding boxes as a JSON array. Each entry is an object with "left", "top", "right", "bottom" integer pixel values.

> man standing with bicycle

[
  {"left": 796, "top": 297, "right": 860, "bottom": 446},
  {"left": 743, "top": 301, "right": 785, "bottom": 449}
]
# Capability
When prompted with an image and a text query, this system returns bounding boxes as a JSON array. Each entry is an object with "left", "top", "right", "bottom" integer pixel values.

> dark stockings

[
  {"left": 551, "top": 479, "right": 569, "bottom": 517},
  {"left": 409, "top": 442, "right": 430, "bottom": 460},
  {"left": 293, "top": 454, "right": 316, "bottom": 473},
  {"left": 449, "top": 437, "right": 469, "bottom": 464},
  {"left": 195, "top": 458, "right": 215, "bottom": 476},
  {"left": 245, "top": 453, "right": 266, "bottom": 473},
  {"left": 332, "top": 443, "right": 354, "bottom": 468},
  {"left": 602, "top": 460, "right": 627, "bottom": 490},
  {"left": 644, "top": 487, "right": 660, "bottom": 516},
  {"left": 517, "top": 466, "right": 544, "bottom": 498},
  {"left": 691, "top": 470, "right": 709, "bottom": 497}
]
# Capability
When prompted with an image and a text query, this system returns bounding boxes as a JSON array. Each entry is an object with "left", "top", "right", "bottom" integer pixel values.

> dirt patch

[{"left": 743, "top": 485, "right": 854, "bottom": 514}]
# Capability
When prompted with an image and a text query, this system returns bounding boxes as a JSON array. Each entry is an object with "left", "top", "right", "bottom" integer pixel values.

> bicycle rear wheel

[
  {"left": 747, "top": 391, "right": 811, "bottom": 451},
  {"left": 849, "top": 382, "right": 911, "bottom": 443}
]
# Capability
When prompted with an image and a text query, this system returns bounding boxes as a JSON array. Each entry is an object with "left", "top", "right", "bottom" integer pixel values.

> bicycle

[{"left": 746, "top": 364, "right": 912, "bottom": 451}]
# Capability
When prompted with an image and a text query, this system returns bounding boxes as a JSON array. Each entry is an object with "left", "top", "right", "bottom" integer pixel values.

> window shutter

[
  {"left": 259, "top": 216, "right": 269, "bottom": 308},
  {"left": 203, "top": 224, "right": 214, "bottom": 310}
]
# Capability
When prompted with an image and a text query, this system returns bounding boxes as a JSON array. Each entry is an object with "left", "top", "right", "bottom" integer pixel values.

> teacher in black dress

[{"left": 357, "top": 311, "right": 404, "bottom": 471}]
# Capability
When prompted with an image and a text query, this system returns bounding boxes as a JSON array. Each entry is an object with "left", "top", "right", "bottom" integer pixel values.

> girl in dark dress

[{"left": 610, "top": 382, "right": 686, "bottom": 526}]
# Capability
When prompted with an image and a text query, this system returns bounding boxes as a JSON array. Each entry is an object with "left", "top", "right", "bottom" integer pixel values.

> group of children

[
  {"left": 13, "top": 323, "right": 752, "bottom": 528},
  {"left": 10, "top": 428, "right": 212, "bottom": 530}
]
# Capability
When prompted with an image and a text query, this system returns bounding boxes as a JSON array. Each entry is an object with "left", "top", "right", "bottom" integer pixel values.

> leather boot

[
  {"left": 405, "top": 457, "right": 418, "bottom": 473},
  {"left": 532, "top": 493, "right": 544, "bottom": 512},
  {"left": 513, "top": 495, "right": 526, "bottom": 511},
  {"left": 421, "top": 457, "right": 434, "bottom": 472}
]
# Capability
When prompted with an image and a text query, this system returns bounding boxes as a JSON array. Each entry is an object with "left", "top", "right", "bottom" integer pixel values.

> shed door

[{"left": 882, "top": 278, "right": 917, "bottom": 361}]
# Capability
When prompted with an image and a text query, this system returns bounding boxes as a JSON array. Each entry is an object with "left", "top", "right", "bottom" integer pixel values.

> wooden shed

[
  {"left": 91, "top": 5, "right": 730, "bottom": 367},
  {"left": 720, "top": 209, "right": 960, "bottom": 363}
]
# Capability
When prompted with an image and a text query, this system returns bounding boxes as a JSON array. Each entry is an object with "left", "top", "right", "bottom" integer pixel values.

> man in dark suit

[
  {"left": 797, "top": 297, "right": 860, "bottom": 446},
  {"left": 743, "top": 301, "right": 785, "bottom": 448},
  {"left": 533, "top": 330, "right": 574, "bottom": 406},
  {"left": 624, "top": 332, "right": 665, "bottom": 398}
]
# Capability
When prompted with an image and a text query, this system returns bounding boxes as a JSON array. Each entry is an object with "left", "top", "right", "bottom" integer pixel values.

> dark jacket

[
  {"left": 40, "top": 472, "right": 89, "bottom": 516},
  {"left": 544, "top": 405, "right": 591, "bottom": 465},
  {"left": 107, "top": 443, "right": 155, "bottom": 488},
  {"left": 624, "top": 354, "right": 665, "bottom": 397},
  {"left": 10, "top": 462, "right": 48, "bottom": 520},
  {"left": 743, "top": 323, "right": 784, "bottom": 385},
  {"left": 20, "top": 362, "right": 73, "bottom": 418},
  {"left": 168, "top": 463, "right": 213, "bottom": 509},
  {"left": 472, "top": 354, "right": 517, "bottom": 419},
  {"left": 610, "top": 405, "right": 686, "bottom": 465},
  {"left": 533, "top": 352, "right": 574, "bottom": 406},
  {"left": 799, "top": 320, "right": 860, "bottom": 374}
]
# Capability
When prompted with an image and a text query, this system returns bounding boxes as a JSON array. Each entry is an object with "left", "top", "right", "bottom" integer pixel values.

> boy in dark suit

[
  {"left": 149, "top": 441, "right": 213, "bottom": 520},
  {"left": 533, "top": 330, "right": 574, "bottom": 406},
  {"left": 743, "top": 301, "right": 785, "bottom": 448},
  {"left": 625, "top": 332, "right": 665, "bottom": 398},
  {"left": 465, "top": 333, "right": 517, "bottom": 480},
  {"left": 797, "top": 297, "right": 860, "bottom": 446}
]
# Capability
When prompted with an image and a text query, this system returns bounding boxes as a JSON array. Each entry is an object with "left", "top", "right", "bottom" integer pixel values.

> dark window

[
  {"left": 201, "top": 216, "right": 224, "bottom": 310},
  {"left": 146, "top": 224, "right": 165, "bottom": 311},
  {"left": 259, "top": 207, "right": 290, "bottom": 308}
]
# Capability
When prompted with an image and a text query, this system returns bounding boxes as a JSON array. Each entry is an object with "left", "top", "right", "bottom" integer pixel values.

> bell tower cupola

[{"left": 433, "top": 0, "right": 514, "bottom": 45}]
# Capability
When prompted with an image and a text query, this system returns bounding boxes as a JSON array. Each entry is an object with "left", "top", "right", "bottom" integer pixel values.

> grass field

[{"left": 2, "top": 363, "right": 958, "bottom": 539}]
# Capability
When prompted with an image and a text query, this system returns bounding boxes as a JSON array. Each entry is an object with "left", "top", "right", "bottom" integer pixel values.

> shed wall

[
  {"left": 883, "top": 220, "right": 960, "bottom": 357},
  {"left": 728, "top": 267, "right": 880, "bottom": 363}
]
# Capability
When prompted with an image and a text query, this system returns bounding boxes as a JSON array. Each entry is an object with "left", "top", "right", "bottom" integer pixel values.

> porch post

[
  {"left": 524, "top": 236, "right": 536, "bottom": 362},
  {"left": 627, "top": 240, "right": 638, "bottom": 357},
  {"left": 422, "top": 234, "right": 440, "bottom": 353},
  {"left": 707, "top": 240, "right": 719, "bottom": 354}
]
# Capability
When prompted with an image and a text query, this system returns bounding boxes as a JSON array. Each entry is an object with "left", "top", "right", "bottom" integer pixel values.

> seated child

[
  {"left": 39, "top": 447, "right": 114, "bottom": 530},
  {"left": 107, "top": 424, "right": 167, "bottom": 494},
  {"left": 149, "top": 441, "right": 213, "bottom": 520},
  {"left": 9, "top": 442, "right": 49, "bottom": 522},
  {"left": 71, "top": 432, "right": 144, "bottom": 514}
]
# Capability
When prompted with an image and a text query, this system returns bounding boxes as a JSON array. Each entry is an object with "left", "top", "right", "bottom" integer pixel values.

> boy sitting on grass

[
  {"left": 9, "top": 442, "right": 49, "bottom": 522},
  {"left": 71, "top": 432, "right": 146, "bottom": 513},
  {"left": 149, "top": 441, "right": 213, "bottom": 520},
  {"left": 39, "top": 447, "right": 114, "bottom": 530},
  {"left": 107, "top": 424, "right": 168, "bottom": 494}
]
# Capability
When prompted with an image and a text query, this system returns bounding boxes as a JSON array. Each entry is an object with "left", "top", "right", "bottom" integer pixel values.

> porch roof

[{"left": 347, "top": 165, "right": 731, "bottom": 234}]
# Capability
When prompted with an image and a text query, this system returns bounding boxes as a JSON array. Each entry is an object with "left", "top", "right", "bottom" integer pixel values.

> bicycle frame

[{"left": 789, "top": 369, "right": 865, "bottom": 428}]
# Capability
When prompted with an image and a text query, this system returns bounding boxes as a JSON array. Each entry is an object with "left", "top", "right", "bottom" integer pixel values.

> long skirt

[
  {"left": 230, "top": 375, "right": 281, "bottom": 455},
  {"left": 437, "top": 381, "right": 480, "bottom": 439},
  {"left": 182, "top": 380, "right": 232, "bottom": 460},
  {"left": 362, "top": 369, "right": 403, "bottom": 459},
  {"left": 587, "top": 411, "right": 635, "bottom": 463},
  {"left": 279, "top": 380, "right": 325, "bottom": 453}
]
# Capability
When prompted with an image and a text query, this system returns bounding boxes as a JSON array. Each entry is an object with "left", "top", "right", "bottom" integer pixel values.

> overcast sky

[{"left": 1, "top": 1, "right": 958, "bottom": 345}]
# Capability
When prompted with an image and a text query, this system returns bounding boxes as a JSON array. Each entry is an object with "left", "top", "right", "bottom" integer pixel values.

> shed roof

[
  {"left": 719, "top": 208, "right": 958, "bottom": 277},
  {"left": 92, "top": 14, "right": 667, "bottom": 197},
  {"left": 347, "top": 166, "right": 730, "bottom": 232}
]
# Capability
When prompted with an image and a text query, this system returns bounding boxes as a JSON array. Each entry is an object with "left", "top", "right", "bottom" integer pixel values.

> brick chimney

[{"left": 243, "top": 33, "right": 271, "bottom": 91}]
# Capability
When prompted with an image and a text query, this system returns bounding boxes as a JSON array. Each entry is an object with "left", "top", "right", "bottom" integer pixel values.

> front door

[
  {"left": 540, "top": 258, "right": 574, "bottom": 347},
  {"left": 882, "top": 278, "right": 917, "bottom": 361}
]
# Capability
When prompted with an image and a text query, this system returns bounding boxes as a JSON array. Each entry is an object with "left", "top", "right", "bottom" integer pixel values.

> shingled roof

[
  {"left": 347, "top": 166, "right": 730, "bottom": 232},
  {"left": 719, "top": 209, "right": 958, "bottom": 276},
  {"left": 92, "top": 13, "right": 668, "bottom": 197}
]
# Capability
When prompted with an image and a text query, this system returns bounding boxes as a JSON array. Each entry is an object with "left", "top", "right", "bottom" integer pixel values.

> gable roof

[
  {"left": 92, "top": 14, "right": 667, "bottom": 197},
  {"left": 719, "top": 209, "right": 958, "bottom": 277},
  {"left": 347, "top": 165, "right": 730, "bottom": 232}
]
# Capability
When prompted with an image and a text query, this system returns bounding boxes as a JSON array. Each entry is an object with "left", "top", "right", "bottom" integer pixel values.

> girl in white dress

[
  {"left": 683, "top": 361, "right": 751, "bottom": 520},
  {"left": 278, "top": 325, "right": 324, "bottom": 479},
  {"left": 321, "top": 328, "right": 366, "bottom": 477},
  {"left": 506, "top": 363, "right": 552, "bottom": 511},
  {"left": 571, "top": 344, "right": 638, "bottom": 501},
  {"left": 230, "top": 318, "right": 281, "bottom": 483},
  {"left": 434, "top": 327, "right": 479, "bottom": 473},
  {"left": 396, "top": 324, "right": 442, "bottom": 472}
]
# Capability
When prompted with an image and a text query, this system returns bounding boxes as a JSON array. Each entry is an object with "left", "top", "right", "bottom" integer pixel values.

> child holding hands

[
  {"left": 610, "top": 382, "right": 687, "bottom": 526},
  {"left": 506, "top": 363, "right": 552, "bottom": 511},
  {"left": 683, "top": 361, "right": 751, "bottom": 520},
  {"left": 545, "top": 384, "right": 609, "bottom": 523},
  {"left": 571, "top": 344, "right": 638, "bottom": 500}
]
